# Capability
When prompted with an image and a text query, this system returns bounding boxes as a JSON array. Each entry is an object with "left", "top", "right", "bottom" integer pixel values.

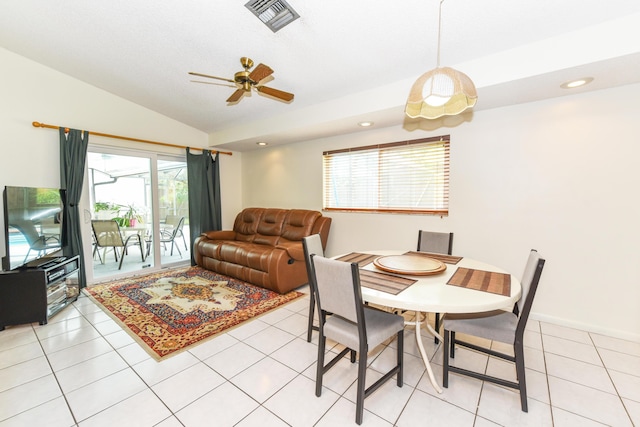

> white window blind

[{"left": 323, "top": 136, "right": 449, "bottom": 214}]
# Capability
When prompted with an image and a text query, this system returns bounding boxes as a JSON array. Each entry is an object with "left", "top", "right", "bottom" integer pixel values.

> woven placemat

[
  {"left": 358, "top": 270, "right": 417, "bottom": 295},
  {"left": 405, "top": 251, "right": 463, "bottom": 264},
  {"left": 335, "top": 252, "right": 380, "bottom": 266},
  {"left": 447, "top": 267, "right": 511, "bottom": 296}
]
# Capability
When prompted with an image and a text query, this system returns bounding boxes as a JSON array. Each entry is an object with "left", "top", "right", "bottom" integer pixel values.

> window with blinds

[{"left": 322, "top": 136, "right": 449, "bottom": 214}]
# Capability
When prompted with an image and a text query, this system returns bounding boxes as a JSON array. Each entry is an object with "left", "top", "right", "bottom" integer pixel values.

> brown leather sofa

[{"left": 194, "top": 208, "right": 331, "bottom": 294}]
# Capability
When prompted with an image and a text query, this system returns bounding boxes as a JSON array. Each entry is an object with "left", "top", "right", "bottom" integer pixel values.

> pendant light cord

[{"left": 436, "top": 0, "right": 444, "bottom": 68}]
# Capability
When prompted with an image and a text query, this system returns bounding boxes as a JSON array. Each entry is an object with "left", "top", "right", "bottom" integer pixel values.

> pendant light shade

[
  {"left": 405, "top": 67, "right": 477, "bottom": 119},
  {"left": 404, "top": 0, "right": 477, "bottom": 120}
]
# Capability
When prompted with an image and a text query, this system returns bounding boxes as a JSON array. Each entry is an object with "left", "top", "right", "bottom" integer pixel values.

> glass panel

[
  {"left": 154, "top": 159, "right": 190, "bottom": 265},
  {"left": 88, "top": 152, "right": 153, "bottom": 279}
]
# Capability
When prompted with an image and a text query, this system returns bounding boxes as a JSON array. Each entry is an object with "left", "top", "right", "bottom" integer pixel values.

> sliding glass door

[
  {"left": 81, "top": 147, "right": 189, "bottom": 283},
  {"left": 154, "top": 159, "right": 190, "bottom": 267}
]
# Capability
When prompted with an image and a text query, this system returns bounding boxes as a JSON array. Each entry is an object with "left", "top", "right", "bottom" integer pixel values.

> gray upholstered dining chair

[
  {"left": 442, "top": 249, "right": 545, "bottom": 412},
  {"left": 416, "top": 230, "right": 454, "bottom": 342},
  {"left": 417, "top": 230, "right": 454, "bottom": 255},
  {"left": 302, "top": 234, "right": 324, "bottom": 342},
  {"left": 310, "top": 254, "right": 404, "bottom": 425}
]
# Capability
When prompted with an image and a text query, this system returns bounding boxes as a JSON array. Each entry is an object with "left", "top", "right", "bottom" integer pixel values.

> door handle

[{"left": 83, "top": 209, "right": 92, "bottom": 223}]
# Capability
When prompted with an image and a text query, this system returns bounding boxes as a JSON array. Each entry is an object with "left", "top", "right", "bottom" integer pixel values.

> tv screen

[{"left": 2, "top": 186, "right": 64, "bottom": 270}]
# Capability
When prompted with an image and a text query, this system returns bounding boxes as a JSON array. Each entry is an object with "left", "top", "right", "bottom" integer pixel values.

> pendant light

[{"left": 405, "top": 0, "right": 477, "bottom": 120}]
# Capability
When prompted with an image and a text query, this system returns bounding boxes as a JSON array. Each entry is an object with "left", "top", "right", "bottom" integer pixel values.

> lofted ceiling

[{"left": 1, "top": 1, "right": 639, "bottom": 152}]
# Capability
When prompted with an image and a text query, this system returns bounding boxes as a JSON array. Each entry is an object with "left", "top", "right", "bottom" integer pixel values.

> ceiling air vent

[{"left": 245, "top": 0, "right": 300, "bottom": 32}]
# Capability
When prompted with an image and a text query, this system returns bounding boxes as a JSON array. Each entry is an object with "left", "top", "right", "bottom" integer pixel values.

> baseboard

[{"left": 530, "top": 312, "right": 640, "bottom": 344}]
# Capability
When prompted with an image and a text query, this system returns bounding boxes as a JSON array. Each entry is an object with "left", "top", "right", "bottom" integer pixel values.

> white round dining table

[{"left": 341, "top": 251, "right": 522, "bottom": 393}]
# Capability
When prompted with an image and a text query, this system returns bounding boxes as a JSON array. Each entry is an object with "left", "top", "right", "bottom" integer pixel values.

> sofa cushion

[
  {"left": 233, "top": 208, "right": 263, "bottom": 242},
  {"left": 254, "top": 208, "right": 288, "bottom": 246},
  {"left": 281, "top": 210, "right": 321, "bottom": 241},
  {"left": 218, "top": 241, "right": 274, "bottom": 272}
]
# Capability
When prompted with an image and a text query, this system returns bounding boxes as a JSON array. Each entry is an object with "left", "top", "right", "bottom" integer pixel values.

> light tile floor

[{"left": 0, "top": 286, "right": 638, "bottom": 426}]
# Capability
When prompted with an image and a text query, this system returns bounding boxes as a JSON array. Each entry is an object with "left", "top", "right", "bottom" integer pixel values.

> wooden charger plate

[{"left": 373, "top": 254, "right": 447, "bottom": 276}]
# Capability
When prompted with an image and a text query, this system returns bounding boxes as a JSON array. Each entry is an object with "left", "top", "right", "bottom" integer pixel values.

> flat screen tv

[{"left": 2, "top": 186, "right": 65, "bottom": 271}]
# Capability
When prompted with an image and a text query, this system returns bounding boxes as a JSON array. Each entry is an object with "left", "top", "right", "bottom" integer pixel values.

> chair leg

[
  {"left": 315, "top": 334, "right": 326, "bottom": 397},
  {"left": 397, "top": 330, "right": 404, "bottom": 387},
  {"left": 118, "top": 249, "right": 125, "bottom": 270},
  {"left": 434, "top": 313, "right": 441, "bottom": 344},
  {"left": 355, "top": 349, "right": 367, "bottom": 425},
  {"left": 514, "top": 341, "right": 528, "bottom": 412},
  {"left": 443, "top": 329, "right": 450, "bottom": 388},
  {"left": 307, "top": 290, "right": 316, "bottom": 342},
  {"left": 450, "top": 331, "right": 456, "bottom": 358}
]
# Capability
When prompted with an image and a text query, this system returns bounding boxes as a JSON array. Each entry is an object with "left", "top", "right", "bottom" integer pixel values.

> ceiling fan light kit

[{"left": 405, "top": 0, "right": 477, "bottom": 120}]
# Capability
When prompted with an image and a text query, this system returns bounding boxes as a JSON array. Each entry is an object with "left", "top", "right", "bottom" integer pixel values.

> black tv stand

[
  {"left": 0, "top": 255, "right": 80, "bottom": 330},
  {"left": 21, "top": 255, "right": 67, "bottom": 270}
]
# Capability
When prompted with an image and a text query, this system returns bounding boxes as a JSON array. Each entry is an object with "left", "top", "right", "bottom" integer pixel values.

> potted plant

[{"left": 123, "top": 204, "right": 143, "bottom": 227}]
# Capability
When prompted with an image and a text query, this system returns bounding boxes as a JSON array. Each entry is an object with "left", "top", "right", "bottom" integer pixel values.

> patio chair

[
  {"left": 442, "top": 249, "right": 545, "bottom": 412},
  {"left": 11, "top": 219, "right": 61, "bottom": 263},
  {"left": 310, "top": 255, "right": 404, "bottom": 425},
  {"left": 417, "top": 230, "right": 454, "bottom": 342},
  {"left": 162, "top": 215, "right": 187, "bottom": 254},
  {"left": 91, "top": 219, "right": 144, "bottom": 270}
]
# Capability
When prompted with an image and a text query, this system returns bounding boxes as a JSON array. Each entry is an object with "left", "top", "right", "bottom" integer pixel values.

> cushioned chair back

[
  {"left": 311, "top": 255, "right": 361, "bottom": 324},
  {"left": 417, "top": 230, "right": 453, "bottom": 255},
  {"left": 302, "top": 234, "right": 324, "bottom": 277},
  {"left": 518, "top": 249, "right": 542, "bottom": 314},
  {"left": 514, "top": 251, "right": 545, "bottom": 335}
]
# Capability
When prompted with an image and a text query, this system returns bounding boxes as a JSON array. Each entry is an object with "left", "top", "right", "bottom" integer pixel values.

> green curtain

[
  {"left": 59, "top": 128, "right": 89, "bottom": 288},
  {"left": 186, "top": 149, "right": 221, "bottom": 265}
]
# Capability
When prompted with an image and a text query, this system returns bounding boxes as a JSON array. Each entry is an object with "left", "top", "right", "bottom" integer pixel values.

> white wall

[
  {"left": 242, "top": 84, "right": 640, "bottom": 342},
  {"left": 0, "top": 48, "right": 244, "bottom": 257}
]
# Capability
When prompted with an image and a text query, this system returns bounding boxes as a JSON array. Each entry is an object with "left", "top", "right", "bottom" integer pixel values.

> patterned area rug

[{"left": 84, "top": 266, "right": 303, "bottom": 360}]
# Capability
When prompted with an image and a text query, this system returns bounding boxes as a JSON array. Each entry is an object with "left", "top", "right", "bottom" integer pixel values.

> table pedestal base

[{"left": 404, "top": 312, "right": 443, "bottom": 394}]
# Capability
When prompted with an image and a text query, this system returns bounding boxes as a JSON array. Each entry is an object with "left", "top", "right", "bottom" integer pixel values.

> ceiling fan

[{"left": 189, "top": 57, "right": 294, "bottom": 104}]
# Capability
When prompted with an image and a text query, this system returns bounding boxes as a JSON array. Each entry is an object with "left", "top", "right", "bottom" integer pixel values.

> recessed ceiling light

[
  {"left": 560, "top": 77, "right": 594, "bottom": 89},
  {"left": 358, "top": 121, "right": 374, "bottom": 127},
  {"left": 256, "top": 141, "right": 268, "bottom": 146}
]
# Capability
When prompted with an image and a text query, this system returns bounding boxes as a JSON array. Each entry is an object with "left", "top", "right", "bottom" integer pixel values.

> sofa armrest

[
  {"left": 275, "top": 241, "right": 305, "bottom": 261},
  {"left": 201, "top": 230, "right": 237, "bottom": 240}
]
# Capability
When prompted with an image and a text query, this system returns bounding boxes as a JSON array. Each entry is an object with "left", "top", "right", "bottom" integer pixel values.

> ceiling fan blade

[
  {"left": 226, "top": 89, "right": 245, "bottom": 103},
  {"left": 256, "top": 86, "right": 294, "bottom": 102},
  {"left": 188, "top": 72, "right": 235, "bottom": 83},
  {"left": 190, "top": 80, "right": 237, "bottom": 88},
  {"left": 248, "top": 63, "right": 274, "bottom": 83}
]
